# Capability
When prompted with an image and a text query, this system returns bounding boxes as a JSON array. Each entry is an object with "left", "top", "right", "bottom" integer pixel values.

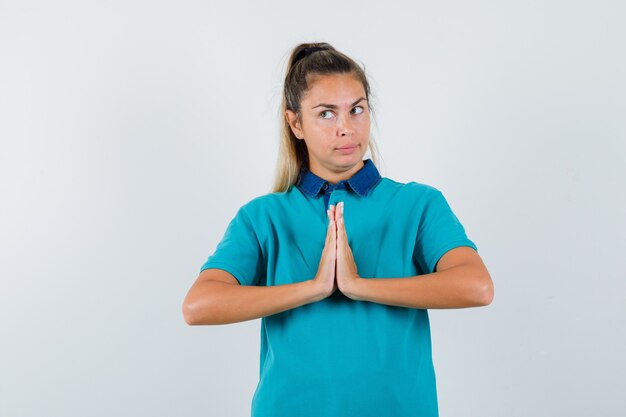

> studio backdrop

[{"left": 1, "top": 1, "right": 624, "bottom": 416}]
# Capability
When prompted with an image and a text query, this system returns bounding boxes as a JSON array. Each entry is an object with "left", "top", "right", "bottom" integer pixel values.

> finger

[
  {"left": 337, "top": 202, "right": 347, "bottom": 238},
  {"left": 338, "top": 202, "right": 344, "bottom": 224},
  {"left": 327, "top": 206, "right": 337, "bottom": 247},
  {"left": 325, "top": 207, "right": 337, "bottom": 250},
  {"left": 328, "top": 205, "right": 337, "bottom": 226},
  {"left": 324, "top": 212, "right": 331, "bottom": 245}
]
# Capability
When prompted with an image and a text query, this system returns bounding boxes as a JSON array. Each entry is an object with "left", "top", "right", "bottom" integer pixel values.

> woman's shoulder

[
  {"left": 377, "top": 176, "right": 443, "bottom": 198},
  {"left": 235, "top": 188, "right": 296, "bottom": 215}
]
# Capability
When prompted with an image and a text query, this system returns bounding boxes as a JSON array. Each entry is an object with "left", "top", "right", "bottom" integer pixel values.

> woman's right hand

[{"left": 312, "top": 204, "right": 337, "bottom": 300}]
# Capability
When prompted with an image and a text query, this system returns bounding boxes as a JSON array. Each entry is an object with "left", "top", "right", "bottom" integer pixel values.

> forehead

[{"left": 302, "top": 73, "right": 366, "bottom": 105}]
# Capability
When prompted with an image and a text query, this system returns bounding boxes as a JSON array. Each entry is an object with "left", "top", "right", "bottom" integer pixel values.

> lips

[{"left": 335, "top": 145, "right": 358, "bottom": 154}]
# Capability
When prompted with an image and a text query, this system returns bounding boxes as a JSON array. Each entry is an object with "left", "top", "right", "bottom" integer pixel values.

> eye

[
  {"left": 351, "top": 106, "right": 364, "bottom": 115},
  {"left": 320, "top": 110, "right": 334, "bottom": 119}
]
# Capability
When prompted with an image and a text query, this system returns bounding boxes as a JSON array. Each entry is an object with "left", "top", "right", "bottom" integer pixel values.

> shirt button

[{"left": 322, "top": 183, "right": 328, "bottom": 190}]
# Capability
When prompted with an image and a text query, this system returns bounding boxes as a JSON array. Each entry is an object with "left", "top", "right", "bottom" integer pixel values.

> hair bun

[{"left": 293, "top": 46, "right": 327, "bottom": 64}]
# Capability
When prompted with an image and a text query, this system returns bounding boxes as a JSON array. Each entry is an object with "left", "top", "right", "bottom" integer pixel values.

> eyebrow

[{"left": 312, "top": 97, "right": 367, "bottom": 110}]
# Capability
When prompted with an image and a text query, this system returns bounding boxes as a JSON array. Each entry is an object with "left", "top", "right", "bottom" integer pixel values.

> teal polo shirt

[{"left": 200, "top": 159, "right": 478, "bottom": 417}]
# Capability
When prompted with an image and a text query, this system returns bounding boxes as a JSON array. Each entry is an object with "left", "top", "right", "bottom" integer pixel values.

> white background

[{"left": 1, "top": 1, "right": 625, "bottom": 416}]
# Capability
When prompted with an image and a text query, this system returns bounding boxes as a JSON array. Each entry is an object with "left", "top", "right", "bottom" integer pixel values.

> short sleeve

[
  {"left": 413, "top": 188, "right": 478, "bottom": 274},
  {"left": 199, "top": 207, "right": 264, "bottom": 286}
]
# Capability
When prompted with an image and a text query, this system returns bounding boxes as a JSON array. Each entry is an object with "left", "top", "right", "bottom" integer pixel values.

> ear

[{"left": 285, "top": 110, "right": 304, "bottom": 140}]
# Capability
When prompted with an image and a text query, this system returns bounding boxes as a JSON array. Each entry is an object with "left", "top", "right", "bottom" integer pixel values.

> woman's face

[{"left": 286, "top": 73, "right": 371, "bottom": 182}]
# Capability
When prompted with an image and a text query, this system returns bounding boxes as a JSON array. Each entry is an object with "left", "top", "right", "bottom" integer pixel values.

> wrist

[
  {"left": 306, "top": 278, "right": 330, "bottom": 303},
  {"left": 343, "top": 276, "right": 364, "bottom": 301}
]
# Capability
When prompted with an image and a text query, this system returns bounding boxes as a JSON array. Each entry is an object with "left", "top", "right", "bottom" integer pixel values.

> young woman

[{"left": 183, "top": 42, "right": 494, "bottom": 417}]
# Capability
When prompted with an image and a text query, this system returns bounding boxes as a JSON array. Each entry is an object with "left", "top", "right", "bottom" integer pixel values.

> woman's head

[{"left": 272, "top": 42, "right": 380, "bottom": 192}]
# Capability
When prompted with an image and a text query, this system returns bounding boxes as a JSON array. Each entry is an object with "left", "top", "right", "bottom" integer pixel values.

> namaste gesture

[{"left": 313, "top": 201, "right": 361, "bottom": 299}]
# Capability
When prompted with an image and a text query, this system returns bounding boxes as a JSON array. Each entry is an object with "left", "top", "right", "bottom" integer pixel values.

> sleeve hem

[
  {"left": 427, "top": 240, "right": 478, "bottom": 274},
  {"left": 199, "top": 262, "right": 251, "bottom": 286}
]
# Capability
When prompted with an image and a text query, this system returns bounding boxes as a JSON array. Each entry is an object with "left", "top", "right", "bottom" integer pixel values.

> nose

[{"left": 337, "top": 114, "right": 354, "bottom": 137}]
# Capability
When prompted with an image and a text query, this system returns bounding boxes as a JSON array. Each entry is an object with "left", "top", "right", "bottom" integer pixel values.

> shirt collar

[{"left": 296, "top": 159, "right": 381, "bottom": 198}]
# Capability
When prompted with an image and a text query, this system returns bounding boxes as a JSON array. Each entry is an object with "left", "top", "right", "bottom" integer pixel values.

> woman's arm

[
  {"left": 342, "top": 246, "right": 494, "bottom": 309},
  {"left": 186, "top": 206, "right": 339, "bottom": 325},
  {"left": 183, "top": 269, "right": 326, "bottom": 325},
  {"left": 332, "top": 201, "right": 493, "bottom": 309}
]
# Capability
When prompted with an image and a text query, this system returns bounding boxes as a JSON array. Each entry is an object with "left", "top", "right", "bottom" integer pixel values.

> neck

[{"left": 309, "top": 160, "right": 365, "bottom": 184}]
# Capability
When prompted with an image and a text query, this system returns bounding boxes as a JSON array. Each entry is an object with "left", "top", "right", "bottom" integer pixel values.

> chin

[{"left": 335, "top": 154, "right": 365, "bottom": 169}]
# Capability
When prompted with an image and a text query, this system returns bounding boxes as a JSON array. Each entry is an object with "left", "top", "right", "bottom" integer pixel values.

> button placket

[
  {"left": 322, "top": 182, "right": 334, "bottom": 210},
  {"left": 328, "top": 190, "right": 346, "bottom": 210}
]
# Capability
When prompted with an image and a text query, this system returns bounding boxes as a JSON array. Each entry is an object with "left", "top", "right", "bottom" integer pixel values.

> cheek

[
  {"left": 355, "top": 117, "right": 370, "bottom": 134},
  {"left": 302, "top": 127, "right": 333, "bottom": 149},
  {"left": 307, "top": 122, "right": 335, "bottom": 138}
]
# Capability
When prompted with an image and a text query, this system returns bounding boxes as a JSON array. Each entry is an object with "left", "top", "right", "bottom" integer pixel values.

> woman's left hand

[{"left": 333, "top": 202, "right": 361, "bottom": 297}]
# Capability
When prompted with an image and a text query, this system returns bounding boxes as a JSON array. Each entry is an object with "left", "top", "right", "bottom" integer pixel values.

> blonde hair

[{"left": 271, "top": 42, "right": 381, "bottom": 193}]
